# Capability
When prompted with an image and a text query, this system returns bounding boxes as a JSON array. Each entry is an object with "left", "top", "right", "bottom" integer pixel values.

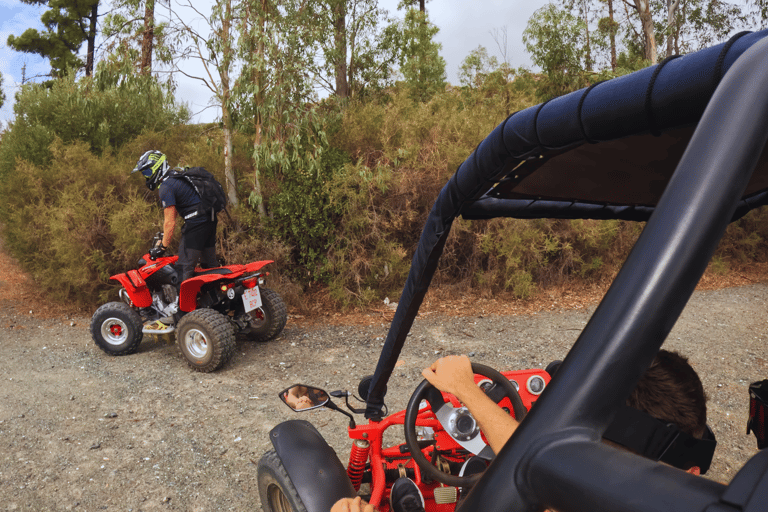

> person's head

[
  {"left": 603, "top": 349, "right": 714, "bottom": 474},
  {"left": 132, "top": 150, "right": 170, "bottom": 191},
  {"left": 628, "top": 349, "right": 707, "bottom": 439}
]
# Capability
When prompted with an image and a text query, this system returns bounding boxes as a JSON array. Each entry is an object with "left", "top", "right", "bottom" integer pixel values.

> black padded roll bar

[{"left": 457, "top": 34, "right": 768, "bottom": 512}]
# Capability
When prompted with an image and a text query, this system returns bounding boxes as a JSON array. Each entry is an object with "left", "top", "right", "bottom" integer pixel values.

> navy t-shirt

[{"left": 158, "top": 177, "right": 206, "bottom": 225}]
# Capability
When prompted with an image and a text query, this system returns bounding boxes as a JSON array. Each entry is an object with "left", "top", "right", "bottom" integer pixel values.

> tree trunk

[
  {"left": 634, "top": 0, "right": 657, "bottom": 63},
  {"left": 333, "top": 1, "right": 349, "bottom": 98},
  {"left": 608, "top": 0, "right": 616, "bottom": 71},
  {"left": 419, "top": 0, "right": 425, "bottom": 12},
  {"left": 251, "top": 0, "right": 268, "bottom": 220},
  {"left": 220, "top": 0, "right": 238, "bottom": 207},
  {"left": 666, "top": 0, "right": 680, "bottom": 58},
  {"left": 140, "top": 0, "right": 155, "bottom": 74},
  {"left": 85, "top": 1, "right": 98, "bottom": 77},
  {"left": 585, "top": 17, "right": 592, "bottom": 71}
]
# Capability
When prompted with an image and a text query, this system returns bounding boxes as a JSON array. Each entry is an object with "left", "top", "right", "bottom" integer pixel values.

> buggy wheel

[
  {"left": 257, "top": 450, "right": 308, "bottom": 512},
  {"left": 176, "top": 309, "right": 235, "bottom": 373},
  {"left": 246, "top": 288, "right": 287, "bottom": 342},
  {"left": 91, "top": 302, "right": 143, "bottom": 356}
]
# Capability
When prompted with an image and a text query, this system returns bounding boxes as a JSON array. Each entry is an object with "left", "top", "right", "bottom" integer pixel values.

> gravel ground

[{"left": 0, "top": 280, "right": 767, "bottom": 511}]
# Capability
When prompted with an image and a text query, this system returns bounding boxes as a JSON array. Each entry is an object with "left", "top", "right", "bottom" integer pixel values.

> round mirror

[{"left": 280, "top": 385, "right": 330, "bottom": 411}]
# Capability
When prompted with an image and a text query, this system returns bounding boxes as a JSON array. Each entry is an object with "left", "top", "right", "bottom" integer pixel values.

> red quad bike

[
  {"left": 257, "top": 363, "right": 555, "bottom": 512},
  {"left": 90, "top": 233, "right": 287, "bottom": 372}
]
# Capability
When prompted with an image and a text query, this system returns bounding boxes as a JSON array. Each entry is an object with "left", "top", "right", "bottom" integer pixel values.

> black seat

[{"left": 194, "top": 268, "right": 233, "bottom": 276}]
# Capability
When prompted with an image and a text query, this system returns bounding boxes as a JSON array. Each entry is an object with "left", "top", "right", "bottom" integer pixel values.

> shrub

[{"left": 0, "top": 69, "right": 188, "bottom": 179}]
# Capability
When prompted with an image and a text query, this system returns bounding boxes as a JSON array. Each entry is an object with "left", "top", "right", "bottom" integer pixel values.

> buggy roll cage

[{"left": 365, "top": 30, "right": 768, "bottom": 512}]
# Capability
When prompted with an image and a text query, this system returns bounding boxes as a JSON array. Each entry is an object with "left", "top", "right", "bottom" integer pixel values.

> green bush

[{"left": 0, "top": 69, "right": 188, "bottom": 179}]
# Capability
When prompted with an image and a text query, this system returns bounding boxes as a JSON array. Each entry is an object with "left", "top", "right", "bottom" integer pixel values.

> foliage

[
  {"left": 314, "top": 0, "right": 400, "bottom": 97},
  {"left": 0, "top": 141, "right": 155, "bottom": 305},
  {"left": 458, "top": 46, "right": 499, "bottom": 89},
  {"left": 0, "top": 72, "right": 5, "bottom": 110},
  {"left": 7, "top": 0, "right": 99, "bottom": 77},
  {"left": 100, "top": 0, "right": 178, "bottom": 72},
  {"left": 392, "top": 9, "right": 446, "bottom": 101},
  {"left": 0, "top": 67, "right": 188, "bottom": 180},
  {"left": 523, "top": 3, "right": 590, "bottom": 99}
]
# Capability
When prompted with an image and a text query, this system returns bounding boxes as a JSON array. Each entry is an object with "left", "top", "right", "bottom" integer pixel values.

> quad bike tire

[
  {"left": 91, "top": 302, "right": 144, "bottom": 356},
  {"left": 246, "top": 288, "right": 288, "bottom": 342},
  {"left": 176, "top": 308, "right": 235, "bottom": 373},
  {"left": 257, "top": 450, "right": 308, "bottom": 512}
]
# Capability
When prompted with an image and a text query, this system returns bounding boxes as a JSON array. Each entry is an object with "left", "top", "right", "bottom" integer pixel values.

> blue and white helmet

[{"left": 132, "top": 150, "right": 170, "bottom": 191}]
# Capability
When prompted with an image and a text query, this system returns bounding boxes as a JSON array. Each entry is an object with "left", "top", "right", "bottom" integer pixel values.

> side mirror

[{"left": 280, "top": 385, "right": 330, "bottom": 412}]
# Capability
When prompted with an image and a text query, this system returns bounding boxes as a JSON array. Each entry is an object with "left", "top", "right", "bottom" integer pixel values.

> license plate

[{"left": 242, "top": 286, "right": 262, "bottom": 312}]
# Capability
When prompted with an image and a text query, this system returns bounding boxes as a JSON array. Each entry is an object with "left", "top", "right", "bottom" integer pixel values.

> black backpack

[{"left": 168, "top": 167, "right": 228, "bottom": 220}]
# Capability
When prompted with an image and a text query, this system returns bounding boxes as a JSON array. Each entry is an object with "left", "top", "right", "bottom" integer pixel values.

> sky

[{"left": 0, "top": 0, "right": 552, "bottom": 126}]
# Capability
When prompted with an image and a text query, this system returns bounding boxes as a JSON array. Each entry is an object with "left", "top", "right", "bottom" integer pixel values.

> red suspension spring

[{"left": 347, "top": 439, "right": 370, "bottom": 491}]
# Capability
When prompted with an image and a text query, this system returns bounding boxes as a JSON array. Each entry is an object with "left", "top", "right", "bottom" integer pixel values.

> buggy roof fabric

[{"left": 365, "top": 29, "right": 768, "bottom": 416}]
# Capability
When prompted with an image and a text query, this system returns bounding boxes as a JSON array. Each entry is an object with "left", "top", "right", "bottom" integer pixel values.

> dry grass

[{"left": 2, "top": 236, "right": 766, "bottom": 329}]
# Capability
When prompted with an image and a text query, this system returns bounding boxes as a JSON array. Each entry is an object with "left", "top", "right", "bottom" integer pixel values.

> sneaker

[{"left": 389, "top": 478, "right": 425, "bottom": 512}]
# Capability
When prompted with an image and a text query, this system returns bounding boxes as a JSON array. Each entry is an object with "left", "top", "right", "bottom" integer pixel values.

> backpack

[{"left": 168, "top": 167, "right": 228, "bottom": 221}]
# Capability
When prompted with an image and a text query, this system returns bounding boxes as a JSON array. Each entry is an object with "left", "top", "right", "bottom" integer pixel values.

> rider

[
  {"left": 132, "top": 150, "right": 219, "bottom": 285},
  {"left": 332, "top": 349, "right": 711, "bottom": 512}
]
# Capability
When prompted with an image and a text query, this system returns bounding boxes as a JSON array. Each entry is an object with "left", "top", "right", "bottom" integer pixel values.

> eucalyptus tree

[
  {"left": 235, "top": 0, "right": 339, "bottom": 274},
  {"left": 394, "top": 9, "right": 446, "bottom": 100},
  {"left": 398, "top": 0, "right": 430, "bottom": 13},
  {"left": 173, "top": 0, "right": 240, "bottom": 206},
  {"left": 315, "top": 0, "right": 399, "bottom": 98},
  {"left": 523, "top": 3, "right": 588, "bottom": 98},
  {"left": 458, "top": 46, "right": 498, "bottom": 89},
  {"left": 101, "top": 0, "right": 179, "bottom": 75},
  {"left": 7, "top": 0, "right": 100, "bottom": 77}
]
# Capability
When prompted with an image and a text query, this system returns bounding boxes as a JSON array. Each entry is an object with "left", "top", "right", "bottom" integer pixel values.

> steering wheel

[{"left": 403, "top": 363, "right": 527, "bottom": 488}]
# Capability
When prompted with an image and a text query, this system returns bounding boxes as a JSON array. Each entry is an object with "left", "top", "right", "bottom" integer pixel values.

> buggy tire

[
  {"left": 91, "top": 302, "right": 144, "bottom": 356},
  {"left": 257, "top": 450, "right": 308, "bottom": 512},
  {"left": 246, "top": 288, "right": 287, "bottom": 342},
  {"left": 176, "top": 309, "right": 235, "bottom": 373}
]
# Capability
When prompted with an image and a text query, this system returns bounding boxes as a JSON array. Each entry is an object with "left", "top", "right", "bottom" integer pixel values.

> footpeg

[{"left": 143, "top": 319, "right": 176, "bottom": 335}]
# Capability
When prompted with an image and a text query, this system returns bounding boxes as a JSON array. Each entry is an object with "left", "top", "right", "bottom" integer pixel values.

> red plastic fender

[
  {"left": 178, "top": 260, "right": 273, "bottom": 312},
  {"left": 110, "top": 270, "right": 152, "bottom": 308}
]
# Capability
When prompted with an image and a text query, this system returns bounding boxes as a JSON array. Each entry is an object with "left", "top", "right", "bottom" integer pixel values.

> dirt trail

[{"left": 1, "top": 245, "right": 767, "bottom": 511}]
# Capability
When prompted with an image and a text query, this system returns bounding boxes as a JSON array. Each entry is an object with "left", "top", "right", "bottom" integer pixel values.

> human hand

[
  {"left": 330, "top": 497, "right": 375, "bottom": 512},
  {"left": 422, "top": 355, "right": 477, "bottom": 401},
  {"left": 149, "top": 244, "right": 166, "bottom": 260}
]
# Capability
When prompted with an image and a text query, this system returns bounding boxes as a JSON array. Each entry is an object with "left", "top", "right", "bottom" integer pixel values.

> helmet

[{"left": 132, "top": 150, "right": 169, "bottom": 191}]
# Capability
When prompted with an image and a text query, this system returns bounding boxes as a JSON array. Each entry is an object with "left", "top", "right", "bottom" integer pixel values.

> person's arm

[
  {"left": 422, "top": 355, "right": 520, "bottom": 454},
  {"left": 162, "top": 206, "right": 177, "bottom": 248}
]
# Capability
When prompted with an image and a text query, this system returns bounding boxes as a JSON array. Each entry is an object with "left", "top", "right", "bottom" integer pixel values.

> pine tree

[{"left": 7, "top": 0, "right": 100, "bottom": 77}]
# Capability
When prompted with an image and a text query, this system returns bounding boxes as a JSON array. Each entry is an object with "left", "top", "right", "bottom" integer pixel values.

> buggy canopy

[{"left": 365, "top": 29, "right": 768, "bottom": 417}]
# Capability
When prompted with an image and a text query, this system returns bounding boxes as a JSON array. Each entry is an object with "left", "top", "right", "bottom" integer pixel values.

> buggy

[{"left": 258, "top": 29, "right": 768, "bottom": 512}]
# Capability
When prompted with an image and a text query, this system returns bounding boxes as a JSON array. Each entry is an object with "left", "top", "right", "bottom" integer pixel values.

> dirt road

[{"left": 1, "top": 250, "right": 767, "bottom": 511}]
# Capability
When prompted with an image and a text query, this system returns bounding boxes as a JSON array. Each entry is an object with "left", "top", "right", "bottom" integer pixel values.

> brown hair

[{"left": 627, "top": 350, "right": 707, "bottom": 438}]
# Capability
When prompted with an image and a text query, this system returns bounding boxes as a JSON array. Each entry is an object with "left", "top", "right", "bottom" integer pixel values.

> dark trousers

[{"left": 178, "top": 219, "right": 218, "bottom": 282}]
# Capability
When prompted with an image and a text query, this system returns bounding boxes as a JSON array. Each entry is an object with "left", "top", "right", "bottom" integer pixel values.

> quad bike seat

[{"left": 194, "top": 267, "right": 233, "bottom": 276}]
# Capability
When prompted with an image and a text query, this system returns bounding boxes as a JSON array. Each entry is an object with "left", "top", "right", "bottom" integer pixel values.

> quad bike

[
  {"left": 257, "top": 363, "right": 554, "bottom": 512},
  {"left": 90, "top": 232, "right": 287, "bottom": 372},
  {"left": 257, "top": 30, "right": 768, "bottom": 512}
]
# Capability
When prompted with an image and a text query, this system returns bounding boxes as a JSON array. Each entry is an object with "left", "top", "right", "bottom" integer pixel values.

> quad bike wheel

[
  {"left": 176, "top": 308, "right": 235, "bottom": 373},
  {"left": 257, "top": 450, "right": 308, "bottom": 512},
  {"left": 246, "top": 288, "right": 288, "bottom": 342},
  {"left": 91, "top": 302, "right": 144, "bottom": 356}
]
